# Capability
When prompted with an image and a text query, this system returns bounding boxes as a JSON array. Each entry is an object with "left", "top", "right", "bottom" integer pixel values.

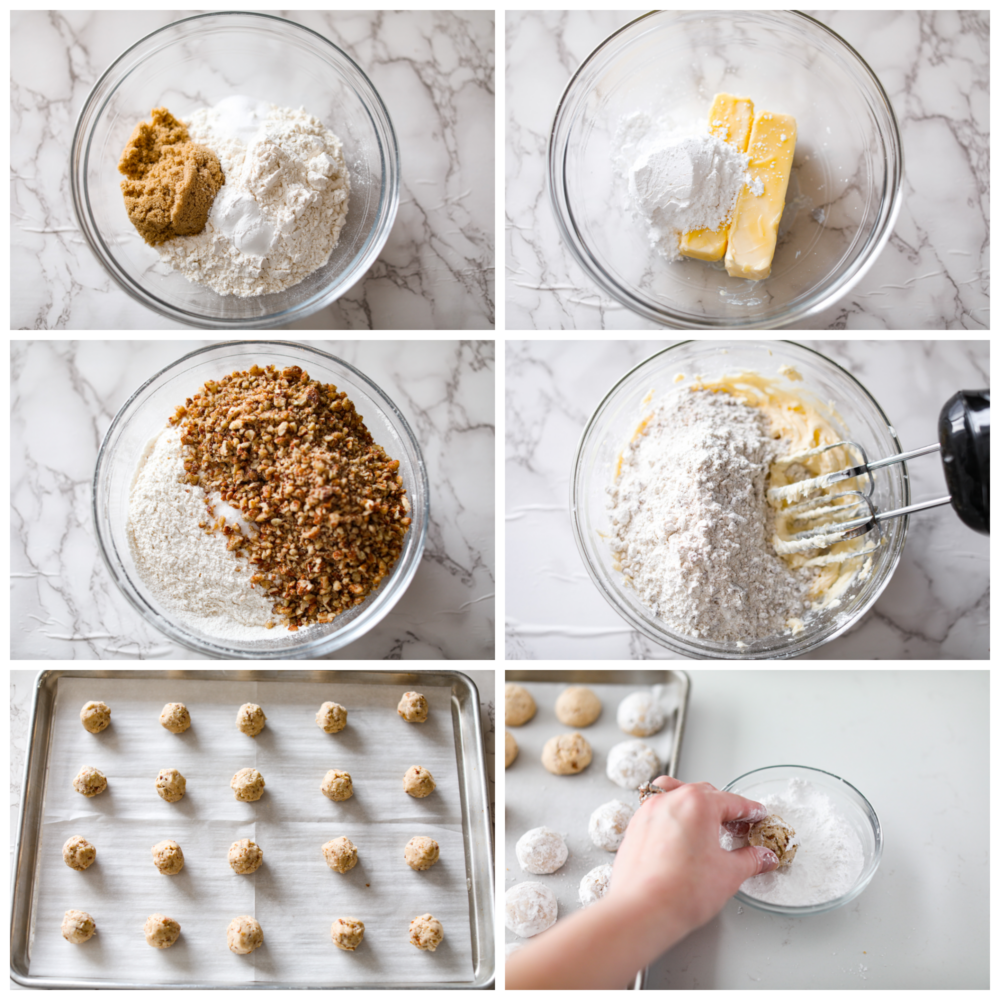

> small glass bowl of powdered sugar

[{"left": 721, "top": 765, "right": 883, "bottom": 915}]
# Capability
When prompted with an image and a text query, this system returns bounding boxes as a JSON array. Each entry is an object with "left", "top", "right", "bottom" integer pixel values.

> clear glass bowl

[
  {"left": 570, "top": 341, "right": 909, "bottom": 659},
  {"left": 71, "top": 12, "right": 399, "bottom": 328},
  {"left": 548, "top": 10, "right": 903, "bottom": 328},
  {"left": 93, "top": 342, "right": 428, "bottom": 658},
  {"left": 723, "top": 764, "right": 883, "bottom": 915}
]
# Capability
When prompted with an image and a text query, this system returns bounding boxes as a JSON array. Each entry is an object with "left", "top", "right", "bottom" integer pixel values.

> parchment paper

[{"left": 28, "top": 676, "right": 475, "bottom": 985}]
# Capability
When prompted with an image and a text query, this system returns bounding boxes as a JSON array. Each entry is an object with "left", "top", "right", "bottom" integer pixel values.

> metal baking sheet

[
  {"left": 11, "top": 669, "right": 494, "bottom": 989},
  {"left": 503, "top": 670, "right": 690, "bottom": 991}
]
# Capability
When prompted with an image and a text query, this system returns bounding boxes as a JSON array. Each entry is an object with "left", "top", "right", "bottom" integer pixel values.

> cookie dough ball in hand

[
  {"left": 316, "top": 701, "right": 348, "bottom": 734},
  {"left": 516, "top": 826, "right": 568, "bottom": 874},
  {"left": 236, "top": 703, "right": 266, "bottom": 737},
  {"left": 505, "top": 731, "right": 518, "bottom": 768},
  {"left": 62, "top": 835, "right": 97, "bottom": 871},
  {"left": 505, "top": 683, "right": 536, "bottom": 726},
  {"left": 151, "top": 839, "right": 185, "bottom": 874},
  {"left": 80, "top": 701, "right": 110, "bottom": 734},
  {"left": 227, "top": 915, "right": 263, "bottom": 954},
  {"left": 505, "top": 882, "right": 557, "bottom": 938},
  {"left": 331, "top": 917, "right": 365, "bottom": 951},
  {"left": 541, "top": 733, "right": 593, "bottom": 775},
  {"left": 403, "top": 765, "right": 436, "bottom": 798},
  {"left": 322, "top": 836, "right": 359, "bottom": 873},
  {"left": 73, "top": 766, "right": 107, "bottom": 797},
  {"left": 61, "top": 909, "right": 96, "bottom": 944},
  {"left": 229, "top": 838, "right": 264, "bottom": 874},
  {"left": 589, "top": 799, "right": 635, "bottom": 851},
  {"left": 606, "top": 740, "right": 659, "bottom": 789},
  {"left": 144, "top": 913, "right": 181, "bottom": 948},
  {"left": 617, "top": 691, "right": 666, "bottom": 737},
  {"left": 159, "top": 702, "right": 191, "bottom": 733},
  {"left": 321, "top": 769, "right": 354, "bottom": 801},
  {"left": 579, "top": 864, "right": 613, "bottom": 907},
  {"left": 231, "top": 767, "right": 265, "bottom": 801},
  {"left": 749, "top": 814, "right": 798, "bottom": 866},
  {"left": 155, "top": 768, "right": 186, "bottom": 802},
  {"left": 555, "top": 687, "right": 602, "bottom": 727},
  {"left": 404, "top": 835, "right": 440, "bottom": 870},
  {"left": 409, "top": 913, "right": 444, "bottom": 952},
  {"left": 397, "top": 691, "right": 429, "bottom": 723}
]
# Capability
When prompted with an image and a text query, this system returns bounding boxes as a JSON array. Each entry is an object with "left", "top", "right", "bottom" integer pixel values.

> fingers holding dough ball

[
  {"left": 144, "top": 913, "right": 181, "bottom": 949},
  {"left": 541, "top": 733, "right": 593, "bottom": 775},
  {"left": 505, "top": 683, "right": 536, "bottom": 726},
  {"left": 505, "top": 731, "right": 518, "bottom": 768},
  {"left": 61, "top": 909, "right": 96, "bottom": 944},
  {"left": 227, "top": 915, "right": 263, "bottom": 954},
  {"left": 397, "top": 691, "right": 429, "bottom": 723},
  {"left": 236, "top": 703, "right": 266, "bottom": 737},
  {"left": 749, "top": 814, "right": 798, "bottom": 866},
  {"left": 555, "top": 686, "right": 602, "bottom": 727},
  {"left": 316, "top": 701, "right": 348, "bottom": 734},
  {"left": 159, "top": 702, "right": 191, "bottom": 733},
  {"left": 331, "top": 917, "right": 365, "bottom": 951},
  {"left": 80, "top": 701, "right": 110, "bottom": 734}
]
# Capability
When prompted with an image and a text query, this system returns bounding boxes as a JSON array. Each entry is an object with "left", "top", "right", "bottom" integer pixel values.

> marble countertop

[
  {"left": 12, "top": 340, "right": 495, "bottom": 660},
  {"left": 11, "top": 10, "right": 494, "bottom": 330},
  {"left": 505, "top": 340, "right": 989, "bottom": 660},
  {"left": 505, "top": 10, "right": 988, "bottom": 329}
]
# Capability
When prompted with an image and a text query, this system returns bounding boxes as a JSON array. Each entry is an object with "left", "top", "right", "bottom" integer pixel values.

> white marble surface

[
  {"left": 505, "top": 10, "right": 989, "bottom": 329},
  {"left": 505, "top": 340, "right": 990, "bottom": 659},
  {"left": 11, "top": 10, "right": 494, "bottom": 330},
  {"left": 11, "top": 340, "right": 495, "bottom": 660}
]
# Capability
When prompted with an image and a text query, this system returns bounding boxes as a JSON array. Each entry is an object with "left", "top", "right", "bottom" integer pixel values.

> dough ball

[
  {"left": 403, "top": 765, "right": 436, "bottom": 798},
  {"left": 321, "top": 768, "right": 354, "bottom": 801},
  {"left": 61, "top": 909, "right": 96, "bottom": 944},
  {"left": 231, "top": 767, "right": 265, "bottom": 801},
  {"left": 62, "top": 835, "right": 97, "bottom": 871},
  {"left": 505, "top": 683, "right": 536, "bottom": 726},
  {"left": 555, "top": 687, "right": 602, "bottom": 727},
  {"left": 229, "top": 838, "right": 264, "bottom": 874},
  {"left": 155, "top": 768, "right": 186, "bottom": 802},
  {"left": 409, "top": 913, "right": 444, "bottom": 952},
  {"left": 749, "top": 814, "right": 798, "bottom": 867},
  {"left": 505, "top": 731, "right": 518, "bottom": 768},
  {"left": 505, "top": 881, "right": 557, "bottom": 938},
  {"left": 322, "top": 836, "right": 359, "bottom": 873},
  {"left": 515, "top": 826, "right": 568, "bottom": 874},
  {"left": 144, "top": 913, "right": 181, "bottom": 949},
  {"left": 404, "top": 835, "right": 440, "bottom": 870},
  {"left": 236, "top": 703, "right": 266, "bottom": 737},
  {"left": 606, "top": 740, "right": 660, "bottom": 789},
  {"left": 316, "top": 701, "right": 348, "bottom": 734},
  {"left": 588, "top": 799, "right": 635, "bottom": 851},
  {"left": 80, "top": 701, "right": 110, "bottom": 734},
  {"left": 541, "top": 733, "right": 593, "bottom": 775},
  {"left": 72, "top": 765, "right": 107, "bottom": 797},
  {"left": 579, "top": 864, "right": 613, "bottom": 907},
  {"left": 331, "top": 917, "right": 365, "bottom": 951},
  {"left": 159, "top": 702, "right": 191, "bottom": 733},
  {"left": 151, "top": 839, "right": 185, "bottom": 875},
  {"left": 617, "top": 691, "right": 667, "bottom": 737},
  {"left": 397, "top": 691, "right": 429, "bottom": 723},
  {"left": 227, "top": 915, "right": 263, "bottom": 954}
]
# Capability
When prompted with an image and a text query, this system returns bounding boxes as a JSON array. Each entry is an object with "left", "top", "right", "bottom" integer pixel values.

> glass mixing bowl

[
  {"left": 549, "top": 10, "right": 903, "bottom": 328},
  {"left": 723, "top": 764, "right": 883, "bottom": 916},
  {"left": 93, "top": 342, "right": 428, "bottom": 658},
  {"left": 570, "top": 341, "right": 909, "bottom": 659},
  {"left": 72, "top": 12, "right": 399, "bottom": 328}
]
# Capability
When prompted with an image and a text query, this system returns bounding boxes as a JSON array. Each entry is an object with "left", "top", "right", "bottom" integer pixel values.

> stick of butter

[
  {"left": 724, "top": 111, "right": 797, "bottom": 280},
  {"left": 678, "top": 93, "right": 754, "bottom": 262}
]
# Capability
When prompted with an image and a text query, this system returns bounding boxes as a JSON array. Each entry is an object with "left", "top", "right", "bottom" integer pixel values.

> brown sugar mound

[{"left": 118, "top": 107, "right": 224, "bottom": 246}]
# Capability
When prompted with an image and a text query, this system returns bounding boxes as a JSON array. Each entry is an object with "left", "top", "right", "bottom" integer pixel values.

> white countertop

[
  {"left": 505, "top": 10, "right": 988, "bottom": 329},
  {"left": 11, "top": 340, "right": 495, "bottom": 660},
  {"left": 11, "top": 10, "right": 494, "bottom": 330},
  {"left": 505, "top": 339, "right": 989, "bottom": 660}
]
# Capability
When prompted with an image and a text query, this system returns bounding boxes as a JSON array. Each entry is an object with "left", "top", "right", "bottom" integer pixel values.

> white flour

[
  {"left": 159, "top": 98, "right": 350, "bottom": 297},
  {"left": 608, "top": 389, "right": 810, "bottom": 643},
  {"left": 721, "top": 778, "right": 866, "bottom": 905}
]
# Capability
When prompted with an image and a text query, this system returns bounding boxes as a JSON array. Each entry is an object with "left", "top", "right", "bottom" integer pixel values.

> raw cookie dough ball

[
  {"left": 151, "top": 839, "right": 185, "bottom": 874},
  {"left": 404, "top": 835, "right": 440, "bottom": 871},
  {"left": 322, "top": 836, "right": 359, "bottom": 873},
  {"left": 606, "top": 740, "right": 660, "bottom": 789},
  {"left": 331, "top": 917, "right": 365, "bottom": 951},
  {"left": 316, "top": 701, "right": 348, "bottom": 734},
  {"left": 505, "top": 881, "right": 557, "bottom": 938},
  {"left": 61, "top": 909, "right": 96, "bottom": 944},
  {"left": 749, "top": 814, "right": 798, "bottom": 867},
  {"left": 227, "top": 915, "right": 263, "bottom": 954},
  {"left": 555, "top": 686, "right": 602, "bottom": 727},
  {"left": 231, "top": 767, "right": 265, "bottom": 801},
  {"left": 80, "top": 701, "right": 110, "bottom": 734},
  {"left": 159, "top": 702, "right": 191, "bottom": 733},
  {"left": 505, "top": 683, "right": 536, "bottom": 726},
  {"left": 397, "top": 691, "right": 429, "bottom": 723},
  {"left": 73, "top": 766, "right": 107, "bottom": 797},
  {"left": 617, "top": 691, "right": 666, "bottom": 737},
  {"left": 229, "top": 838, "right": 264, "bottom": 874},
  {"left": 236, "top": 703, "right": 266, "bottom": 737},
  {"left": 541, "top": 733, "right": 593, "bottom": 775},
  {"left": 62, "top": 835, "right": 97, "bottom": 871},
  {"left": 588, "top": 799, "right": 635, "bottom": 852},
  {"left": 505, "top": 731, "right": 518, "bottom": 768},
  {"left": 155, "top": 768, "right": 187, "bottom": 803},
  {"left": 144, "top": 913, "right": 181, "bottom": 949},
  {"left": 409, "top": 913, "right": 444, "bottom": 952},
  {"left": 321, "top": 769, "right": 354, "bottom": 801},
  {"left": 403, "top": 765, "right": 436, "bottom": 798},
  {"left": 579, "top": 864, "right": 613, "bottom": 907},
  {"left": 516, "top": 826, "right": 568, "bottom": 874}
]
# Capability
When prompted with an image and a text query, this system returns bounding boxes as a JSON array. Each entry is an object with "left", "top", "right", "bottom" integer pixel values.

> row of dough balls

[
  {"left": 80, "top": 691, "right": 431, "bottom": 736},
  {"left": 61, "top": 910, "right": 445, "bottom": 953},
  {"left": 71, "top": 764, "right": 437, "bottom": 801},
  {"left": 63, "top": 834, "right": 442, "bottom": 875},
  {"left": 507, "top": 731, "right": 661, "bottom": 789},
  {"left": 504, "top": 684, "right": 670, "bottom": 735}
]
